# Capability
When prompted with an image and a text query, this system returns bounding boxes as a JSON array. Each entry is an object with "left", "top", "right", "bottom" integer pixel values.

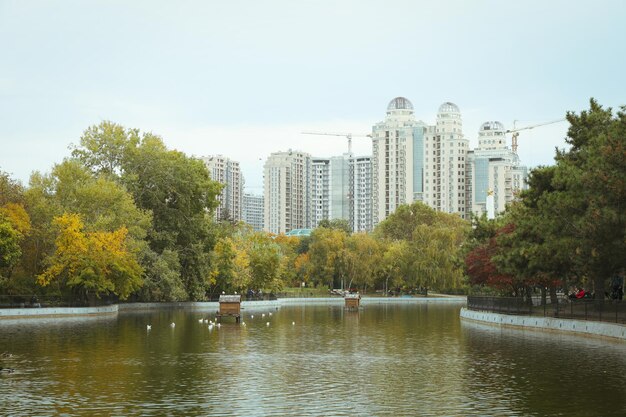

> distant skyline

[{"left": 2, "top": 0, "right": 625, "bottom": 193}]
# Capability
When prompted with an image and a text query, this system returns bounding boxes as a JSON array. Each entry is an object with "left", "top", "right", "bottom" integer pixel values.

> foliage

[
  {"left": 374, "top": 201, "right": 469, "bottom": 291},
  {"left": 465, "top": 99, "right": 626, "bottom": 299},
  {"left": 209, "top": 228, "right": 284, "bottom": 294},
  {"left": 70, "top": 122, "right": 223, "bottom": 300},
  {"left": 38, "top": 213, "right": 143, "bottom": 300},
  {"left": 317, "top": 218, "right": 352, "bottom": 234},
  {"left": 344, "top": 233, "right": 382, "bottom": 290},
  {"left": 0, "top": 215, "right": 22, "bottom": 270}
]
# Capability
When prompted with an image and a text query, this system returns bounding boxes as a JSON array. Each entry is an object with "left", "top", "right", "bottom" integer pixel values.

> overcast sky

[{"left": 1, "top": 0, "right": 625, "bottom": 193}]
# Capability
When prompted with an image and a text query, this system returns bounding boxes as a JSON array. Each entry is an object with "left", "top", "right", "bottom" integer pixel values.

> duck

[{"left": 0, "top": 368, "right": 15, "bottom": 374}]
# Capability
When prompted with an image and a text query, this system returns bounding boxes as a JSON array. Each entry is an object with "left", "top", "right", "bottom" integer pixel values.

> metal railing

[{"left": 467, "top": 296, "right": 626, "bottom": 324}]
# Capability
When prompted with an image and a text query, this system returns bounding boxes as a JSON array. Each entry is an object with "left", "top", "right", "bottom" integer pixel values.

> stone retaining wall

[
  {"left": 0, "top": 296, "right": 466, "bottom": 319},
  {"left": 460, "top": 307, "right": 626, "bottom": 341},
  {"left": 0, "top": 304, "right": 118, "bottom": 319}
]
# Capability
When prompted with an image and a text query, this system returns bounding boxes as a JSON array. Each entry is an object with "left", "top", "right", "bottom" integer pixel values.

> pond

[{"left": 1, "top": 303, "right": 625, "bottom": 416}]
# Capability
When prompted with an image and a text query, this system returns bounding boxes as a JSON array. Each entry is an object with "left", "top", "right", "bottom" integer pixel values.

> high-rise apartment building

[
  {"left": 371, "top": 97, "right": 428, "bottom": 226},
  {"left": 311, "top": 154, "right": 373, "bottom": 232},
  {"left": 467, "top": 121, "right": 528, "bottom": 216},
  {"left": 423, "top": 102, "right": 470, "bottom": 217},
  {"left": 349, "top": 155, "right": 373, "bottom": 232},
  {"left": 263, "top": 150, "right": 312, "bottom": 234},
  {"left": 202, "top": 155, "right": 243, "bottom": 222},
  {"left": 242, "top": 193, "right": 264, "bottom": 231}
]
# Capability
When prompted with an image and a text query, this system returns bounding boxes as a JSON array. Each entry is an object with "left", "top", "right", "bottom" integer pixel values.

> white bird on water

[
  {"left": 198, "top": 318, "right": 204, "bottom": 323},
  {"left": 170, "top": 322, "right": 176, "bottom": 328},
  {"left": 262, "top": 313, "right": 265, "bottom": 318},
  {"left": 251, "top": 315, "right": 254, "bottom": 319},
  {"left": 292, "top": 322, "right": 295, "bottom": 326},
  {"left": 266, "top": 322, "right": 270, "bottom": 326},
  {"left": 146, "top": 325, "right": 152, "bottom": 330}
]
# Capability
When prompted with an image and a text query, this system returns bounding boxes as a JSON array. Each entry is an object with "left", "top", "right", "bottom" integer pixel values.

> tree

[
  {"left": 122, "top": 134, "right": 222, "bottom": 299},
  {"left": 38, "top": 214, "right": 143, "bottom": 301},
  {"left": 344, "top": 233, "right": 382, "bottom": 291},
  {"left": 375, "top": 201, "right": 469, "bottom": 291},
  {"left": 549, "top": 99, "right": 626, "bottom": 299},
  {"left": 71, "top": 122, "right": 224, "bottom": 300},
  {"left": 308, "top": 227, "right": 348, "bottom": 288},
  {"left": 317, "top": 218, "right": 352, "bottom": 234},
  {"left": 70, "top": 121, "right": 139, "bottom": 177},
  {"left": 0, "top": 215, "right": 22, "bottom": 270}
]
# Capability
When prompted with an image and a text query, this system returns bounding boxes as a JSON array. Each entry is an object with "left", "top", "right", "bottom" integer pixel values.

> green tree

[
  {"left": 122, "top": 134, "right": 222, "bottom": 299},
  {"left": 317, "top": 218, "right": 352, "bottom": 234},
  {"left": 550, "top": 100, "right": 626, "bottom": 299},
  {"left": 308, "top": 227, "right": 348, "bottom": 288},
  {"left": 375, "top": 201, "right": 469, "bottom": 291},
  {"left": 344, "top": 233, "right": 382, "bottom": 291},
  {"left": 71, "top": 122, "right": 223, "bottom": 300}
]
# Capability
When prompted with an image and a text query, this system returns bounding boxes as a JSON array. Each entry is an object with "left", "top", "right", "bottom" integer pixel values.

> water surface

[{"left": 1, "top": 303, "right": 624, "bottom": 416}]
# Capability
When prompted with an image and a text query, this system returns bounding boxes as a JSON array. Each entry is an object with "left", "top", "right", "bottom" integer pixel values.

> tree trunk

[
  {"left": 525, "top": 286, "right": 533, "bottom": 306},
  {"left": 594, "top": 275, "right": 605, "bottom": 306},
  {"left": 549, "top": 285, "right": 558, "bottom": 304},
  {"left": 540, "top": 287, "right": 547, "bottom": 306}
]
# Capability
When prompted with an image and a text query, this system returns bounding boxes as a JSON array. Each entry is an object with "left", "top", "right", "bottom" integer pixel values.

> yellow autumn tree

[
  {"left": 37, "top": 213, "right": 143, "bottom": 300},
  {"left": 0, "top": 203, "right": 32, "bottom": 236}
]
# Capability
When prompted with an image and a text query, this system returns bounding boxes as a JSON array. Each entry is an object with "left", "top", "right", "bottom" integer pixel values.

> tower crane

[
  {"left": 301, "top": 131, "right": 372, "bottom": 155},
  {"left": 506, "top": 119, "right": 566, "bottom": 153}
]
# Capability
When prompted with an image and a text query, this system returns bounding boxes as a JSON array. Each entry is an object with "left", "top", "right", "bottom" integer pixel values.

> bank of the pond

[
  {"left": 460, "top": 307, "right": 626, "bottom": 341},
  {"left": 0, "top": 295, "right": 467, "bottom": 319},
  {"left": 0, "top": 304, "right": 118, "bottom": 319}
]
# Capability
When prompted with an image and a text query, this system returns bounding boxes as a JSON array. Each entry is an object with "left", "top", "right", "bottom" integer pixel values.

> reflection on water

[{"left": 1, "top": 304, "right": 624, "bottom": 416}]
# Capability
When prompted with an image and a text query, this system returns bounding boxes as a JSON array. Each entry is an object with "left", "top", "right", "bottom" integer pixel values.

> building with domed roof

[
  {"left": 370, "top": 97, "right": 428, "bottom": 224},
  {"left": 466, "top": 121, "right": 528, "bottom": 216},
  {"left": 423, "top": 102, "right": 470, "bottom": 217}
]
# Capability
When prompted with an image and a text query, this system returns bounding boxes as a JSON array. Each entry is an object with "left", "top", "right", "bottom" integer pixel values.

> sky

[{"left": 1, "top": 0, "right": 625, "bottom": 194}]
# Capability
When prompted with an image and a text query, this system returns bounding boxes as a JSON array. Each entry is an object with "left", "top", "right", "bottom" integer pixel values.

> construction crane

[
  {"left": 506, "top": 119, "right": 566, "bottom": 153},
  {"left": 301, "top": 131, "right": 372, "bottom": 155}
]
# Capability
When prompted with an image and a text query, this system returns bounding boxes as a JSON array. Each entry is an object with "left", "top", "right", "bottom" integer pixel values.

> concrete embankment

[
  {"left": 460, "top": 307, "right": 626, "bottom": 341},
  {"left": 0, "top": 304, "right": 118, "bottom": 319},
  {"left": 0, "top": 296, "right": 466, "bottom": 319}
]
